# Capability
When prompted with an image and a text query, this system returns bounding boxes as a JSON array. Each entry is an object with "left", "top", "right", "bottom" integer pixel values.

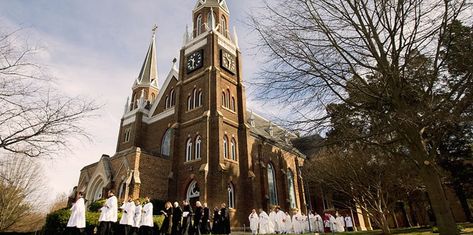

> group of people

[
  {"left": 66, "top": 190, "right": 232, "bottom": 235},
  {"left": 248, "top": 206, "right": 353, "bottom": 234}
]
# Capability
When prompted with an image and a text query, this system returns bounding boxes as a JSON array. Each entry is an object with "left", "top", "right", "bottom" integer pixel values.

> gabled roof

[
  {"left": 134, "top": 30, "right": 159, "bottom": 89},
  {"left": 148, "top": 64, "right": 179, "bottom": 116},
  {"left": 246, "top": 110, "right": 305, "bottom": 157},
  {"left": 194, "top": 0, "right": 230, "bottom": 14}
]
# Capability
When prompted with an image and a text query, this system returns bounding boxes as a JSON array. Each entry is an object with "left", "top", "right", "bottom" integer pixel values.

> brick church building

[{"left": 74, "top": 0, "right": 307, "bottom": 227}]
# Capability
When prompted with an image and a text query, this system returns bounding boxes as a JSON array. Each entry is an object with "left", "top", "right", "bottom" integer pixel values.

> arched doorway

[{"left": 186, "top": 180, "right": 200, "bottom": 208}]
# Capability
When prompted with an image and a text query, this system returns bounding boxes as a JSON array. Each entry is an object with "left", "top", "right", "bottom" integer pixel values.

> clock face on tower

[
  {"left": 220, "top": 50, "right": 236, "bottom": 74},
  {"left": 186, "top": 50, "right": 204, "bottom": 73}
]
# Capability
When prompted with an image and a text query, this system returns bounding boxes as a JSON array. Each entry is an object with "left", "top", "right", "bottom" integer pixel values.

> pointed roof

[
  {"left": 135, "top": 26, "right": 159, "bottom": 88},
  {"left": 194, "top": 0, "right": 229, "bottom": 14}
]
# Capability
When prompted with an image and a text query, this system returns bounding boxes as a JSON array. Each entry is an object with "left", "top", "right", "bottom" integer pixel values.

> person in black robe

[
  {"left": 161, "top": 202, "right": 173, "bottom": 235},
  {"left": 201, "top": 203, "right": 210, "bottom": 234},
  {"left": 172, "top": 202, "right": 183, "bottom": 235},
  {"left": 219, "top": 203, "right": 231, "bottom": 235},
  {"left": 211, "top": 207, "right": 221, "bottom": 234},
  {"left": 193, "top": 201, "right": 203, "bottom": 235},
  {"left": 181, "top": 200, "right": 193, "bottom": 235}
]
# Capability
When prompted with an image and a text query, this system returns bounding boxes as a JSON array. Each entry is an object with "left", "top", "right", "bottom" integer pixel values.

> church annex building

[{"left": 75, "top": 0, "right": 307, "bottom": 228}]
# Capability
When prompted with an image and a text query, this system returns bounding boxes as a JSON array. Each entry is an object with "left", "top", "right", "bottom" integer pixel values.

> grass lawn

[{"left": 321, "top": 223, "right": 473, "bottom": 235}]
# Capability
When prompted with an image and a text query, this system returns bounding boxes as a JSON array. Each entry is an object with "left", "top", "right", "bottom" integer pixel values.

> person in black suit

[
  {"left": 193, "top": 201, "right": 203, "bottom": 235},
  {"left": 201, "top": 203, "right": 210, "bottom": 234},
  {"left": 172, "top": 202, "right": 183, "bottom": 235},
  {"left": 181, "top": 200, "right": 193, "bottom": 235},
  {"left": 211, "top": 207, "right": 221, "bottom": 235},
  {"left": 219, "top": 203, "right": 231, "bottom": 235},
  {"left": 161, "top": 202, "right": 173, "bottom": 235}
]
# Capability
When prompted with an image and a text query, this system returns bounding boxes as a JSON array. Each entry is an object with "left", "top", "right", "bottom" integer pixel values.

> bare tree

[
  {"left": 0, "top": 157, "right": 46, "bottom": 232},
  {"left": 0, "top": 28, "right": 98, "bottom": 158},
  {"left": 250, "top": 0, "right": 471, "bottom": 234},
  {"left": 304, "top": 146, "right": 421, "bottom": 234}
]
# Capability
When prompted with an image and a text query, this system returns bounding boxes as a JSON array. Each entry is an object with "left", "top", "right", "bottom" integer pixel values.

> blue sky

[{"left": 0, "top": 0, "right": 285, "bottom": 202}]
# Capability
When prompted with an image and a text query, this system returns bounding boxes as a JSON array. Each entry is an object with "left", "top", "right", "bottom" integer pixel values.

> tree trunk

[
  {"left": 419, "top": 165, "right": 459, "bottom": 235},
  {"left": 379, "top": 213, "right": 391, "bottom": 235},
  {"left": 454, "top": 184, "right": 473, "bottom": 222}
]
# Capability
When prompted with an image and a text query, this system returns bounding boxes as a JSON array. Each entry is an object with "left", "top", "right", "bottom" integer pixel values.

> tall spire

[{"left": 135, "top": 24, "right": 158, "bottom": 88}]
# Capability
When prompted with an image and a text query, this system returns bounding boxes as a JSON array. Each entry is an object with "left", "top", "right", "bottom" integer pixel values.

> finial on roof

[
  {"left": 124, "top": 97, "right": 130, "bottom": 114},
  {"left": 172, "top": 58, "right": 178, "bottom": 71},
  {"left": 210, "top": 8, "right": 216, "bottom": 31},
  {"left": 233, "top": 27, "right": 239, "bottom": 48}
]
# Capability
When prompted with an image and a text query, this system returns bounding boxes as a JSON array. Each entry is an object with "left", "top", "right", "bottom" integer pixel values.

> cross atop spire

[{"left": 134, "top": 25, "right": 159, "bottom": 89}]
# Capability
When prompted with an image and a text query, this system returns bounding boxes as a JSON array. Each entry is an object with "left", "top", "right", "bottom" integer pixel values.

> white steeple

[{"left": 134, "top": 24, "right": 159, "bottom": 89}]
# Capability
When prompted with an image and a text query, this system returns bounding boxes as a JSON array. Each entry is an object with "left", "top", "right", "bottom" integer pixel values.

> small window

[
  {"left": 124, "top": 128, "right": 131, "bottom": 142},
  {"left": 187, "top": 96, "right": 191, "bottom": 110},
  {"left": 228, "top": 183, "right": 235, "bottom": 208},
  {"left": 231, "top": 97, "right": 236, "bottom": 111},
  {"left": 223, "top": 135, "right": 229, "bottom": 159},
  {"left": 221, "top": 15, "right": 227, "bottom": 36},
  {"left": 222, "top": 92, "right": 226, "bottom": 107},
  {"left": 186, "top": 138, "right": 193, "bottom": 162},
  {"left": 165, "top": 96, "right": 170, "bottom": 109},
  {"left": 193, "top": 89, "right": 197, "bottom": 108},
  {"left": 231, "top": 138, "right": 236, "bottom": 160},
  {"left": 196, "top": 14, "right": 203, "bottom": 35},
  {"left": 195, "top": 136, "right": 202, "bottom": 160},
  {"left": 226, "top": 89, "right": 231, "bottom": 108},
  {"left": 198, "top": 91, "right": 203, "bottom": 107},
  {"left": 170, "top": 89, "right": 175, "bottom": 107}
]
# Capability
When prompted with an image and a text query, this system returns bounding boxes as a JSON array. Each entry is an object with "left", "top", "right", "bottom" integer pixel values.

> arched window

[
  {"left": 196, "top": 14, "right": 203, "bottom": 35},
  {"left": 226, "top": 89, "right": 231, "bottom": 108},
  {"left": 170, "top": 89, "right": 175, "bottom": 106},
  {"left": 198, "top": 91, "right": 203, "bottom": 107},
  {"left": 195, "top": 136, "right": 202, "bottom": 160},
  {"left": 193, "top": 89, "right": 197, "bottom": 108},
  {"left": 231, "top": 138, "right": 236, "bottom": 160},
  {"left": 220, "top": 15, "right": 227, "bottom": 36},
  {"left": 186, "top": 138, "right": 193, "bottom": 162},
  {"left": 222, "top": 92, "right": 226, "bottom": 107},
  {"left": 165, "top": 96, "right": 170, "bottom": 109},
  {"left": 227, "top": 183, "right": 235, "bottom": 208},
  {"left": 207, "top": 12, "right": 215, "bottom": 29},
  {"left": 151, "top": 93, "right": 156, "bottom": 102},
  {"left": 287, "top": 170, "right": 297, "bottom": 209},
  {"left": 161, "top": 129, "right": 172, "bottom": 157},
  {"left": 268, "top": 163, "right": 278, "bottom": 205},
  {"left": 187, "top": 180, "right": 200, "bottom": 200},
  {"left": 91, "top": 179, "right": 104, "bottom": 202},
  {"left": 187, "top": 96, "right": 192, "bottom": 110},
  {"left": 231, "top": 97, "right": 236, "bottom": 111},
  {"left": 118, "top": 181, "right": 126, "bottom": 200},
  {"left": 223, "top": 135, "right": 229, "bottom": 159}
]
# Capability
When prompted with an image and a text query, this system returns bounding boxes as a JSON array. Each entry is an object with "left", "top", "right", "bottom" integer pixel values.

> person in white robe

[
  {"left": 268, "top": 207, "right": 276, "bottom": 234},
  {"left": 314, "top": 212, "right": 324, "bottom": 233},
  {"left": 258, "top": 209, "right": 270, "bottom": 234},
  {"left": 99, "top": 190, "right": 118, "bottom": 235},
  {"left": 132, "top": 199, "right": 142, "bottom": 235},
  {"left": 308, "top": 212, "right": 316, "bottom": 233},
  {"left": 140, "top": 197, "right": 154, "bottom": 235},
  {"left": 249, "top": 209, "right": 259, "bottom": 235},
  {"left": 335, "top": 212, "right": 345, "bottom": 232},
  {"left": 283, "top": 212, "right": 292, "bottom": 234},
  {"left": 120, "top": 198, "right": 136, "bottom": 235},
  {"left": 329, "top": 213, "right": 336, "bottom": 233},
  {"left": 275, "top": 207, "right": 286, "bottom": 234},
  {"left": 345, "top": 215, "right": 354, "bottom": 231},
  {"left": 67, "top": 192, "right": 86, "bottom": 234},
  {"left": 292, "top": 210, "right": 303, "bottom": 234}
]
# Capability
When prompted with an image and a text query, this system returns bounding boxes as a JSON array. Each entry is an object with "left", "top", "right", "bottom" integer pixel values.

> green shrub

[
  {"left": 432, "top": 225, "right": 463, "bottom": 233},
  {"left": 44, "top": 208, "right": 71, "bottom": 235},
  {"left": 88, "top": 199, "right": 106, "bottom": 212},
  {"left": 153, "top": 215, "right": 164, "bottom": 228}
]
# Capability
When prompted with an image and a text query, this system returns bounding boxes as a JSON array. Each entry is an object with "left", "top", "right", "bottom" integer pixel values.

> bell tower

[{"left": 172, "top": 0, "right": 253, "bottom": 226}]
